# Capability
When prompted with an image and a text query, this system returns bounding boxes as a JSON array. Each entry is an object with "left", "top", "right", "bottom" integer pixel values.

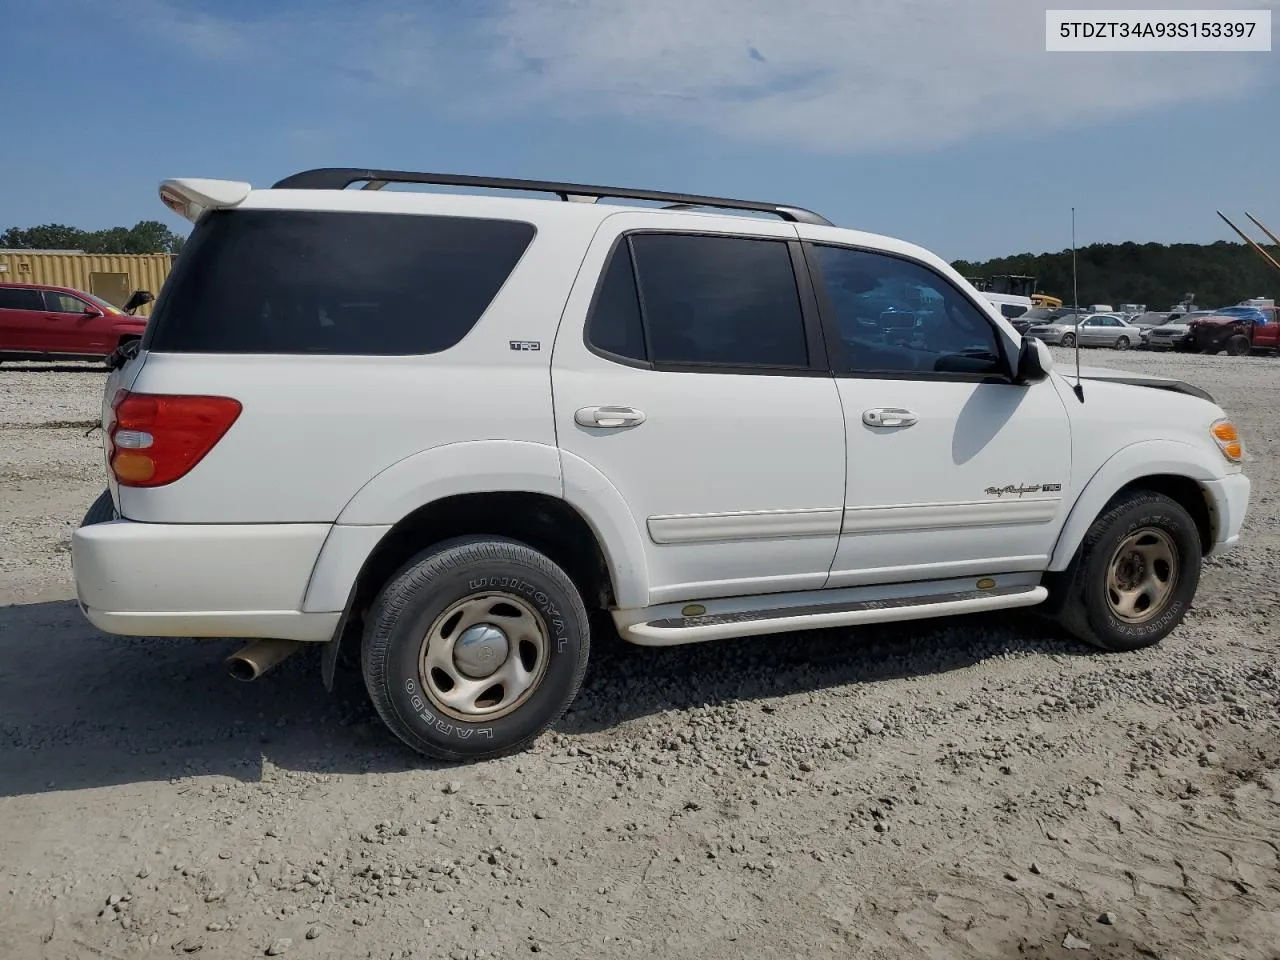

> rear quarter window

[{"left": 143, "top": 210, "right": 536, "bottom": 355}]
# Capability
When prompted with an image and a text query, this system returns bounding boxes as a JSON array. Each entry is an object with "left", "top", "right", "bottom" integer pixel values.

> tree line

[
  {"left": 1, "top": 221, "right": 185, "bottom": 255},
  {"left": 953, "top": 239, "right": 1278, "bottom": 310}
]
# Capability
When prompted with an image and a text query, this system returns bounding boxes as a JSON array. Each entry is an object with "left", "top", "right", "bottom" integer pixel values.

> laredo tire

[
  {"left": 361, "top": 537, "right": 590, "bottom": 762},
  {"left": 1054, "top": 490, "right": 1201, "bottom": 653},
  {"left": 81, "top": 489, "right": 117, "bottom": 526}
]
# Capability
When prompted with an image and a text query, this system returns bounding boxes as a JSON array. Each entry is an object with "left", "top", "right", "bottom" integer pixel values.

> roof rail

[{"left": 270, "top": 168, "right": 833, "bottom": 226}]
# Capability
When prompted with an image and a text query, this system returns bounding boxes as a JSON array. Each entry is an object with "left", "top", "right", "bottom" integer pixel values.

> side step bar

[{"left": 620, "top": 585, "right": 1047, "bottom": 646}]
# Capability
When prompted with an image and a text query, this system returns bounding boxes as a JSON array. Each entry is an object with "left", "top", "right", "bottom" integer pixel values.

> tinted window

[
  {"left": 45, "top": 292, "right": 89, "bottom": 313},
  {"left": 0, "top": 288, "right": 44, "bottom": 311},
  {"left": 628, "top": 234, "right": 808, "bottom": 367},
  {"left": 144, "top": 210, "right": 535, "bottom": 355},
  {"left": 811, "top": 245, "right": 1003, "bottom": 377},
  {"left": 999, "top": 304, "right": 1027, "bottom": 318},
  {"left": 586, "top": 242, "right": 647, "bottom": 362}
]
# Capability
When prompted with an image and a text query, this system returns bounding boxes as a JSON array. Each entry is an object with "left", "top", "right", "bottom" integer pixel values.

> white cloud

[{"left": 118, "top": 0, "right": 1280, "bottom": 153}]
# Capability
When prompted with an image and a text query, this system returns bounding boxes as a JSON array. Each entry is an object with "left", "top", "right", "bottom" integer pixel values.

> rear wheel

[
  {"left": 81, "top": 489, "right": 117, "bottom": 526},
  {"left": 1052, "top": 490, "right": 1201, "bottom": 652},
  {"left": 1225, "top": 334, "right": 1250, "bottom": 356},
  {"left": 361, "top": 537, "right": 590, "bottom": 761},
  {"left": 1114, "top": 335, "right": 1130, "bottom": 350},
  {"left": 1061, "top": 333, "right": 1076, "bottom": 348}
]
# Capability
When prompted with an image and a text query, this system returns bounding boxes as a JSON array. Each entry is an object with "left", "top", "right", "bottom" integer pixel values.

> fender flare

[
  {"left": 312, "top": 440, "right": 650, "bottom": 611},
  {"left": 1047, "top": 439, "right": 1225, "bottom": 571}
]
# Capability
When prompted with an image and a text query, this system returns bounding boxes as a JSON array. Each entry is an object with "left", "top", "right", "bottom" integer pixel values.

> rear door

[
  {"left": 551, "top": 213, "right": 847, "bottom": 606},
  {"left": 0, "top": 287, "right": 49, "bottom": 351}
]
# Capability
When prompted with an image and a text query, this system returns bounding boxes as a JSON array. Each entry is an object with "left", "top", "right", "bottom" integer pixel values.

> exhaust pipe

[{"left": 227, "top": 639, "right": 302, "bottom": 682}]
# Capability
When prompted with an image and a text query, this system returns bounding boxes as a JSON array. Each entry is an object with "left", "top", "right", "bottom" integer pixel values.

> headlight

[{"left": 1211, "top": 419, "right": 1243, "bottom": 462}]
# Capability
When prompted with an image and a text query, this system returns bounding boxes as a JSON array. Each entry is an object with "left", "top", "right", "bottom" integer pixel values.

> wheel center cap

[{"left": 453, "top": 623, "right": 510, "bottom": 679}]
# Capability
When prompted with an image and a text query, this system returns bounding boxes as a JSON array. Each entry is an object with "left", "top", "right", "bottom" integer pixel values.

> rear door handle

[
  {"left": 862, "top": 407, "right": 918, "bottom": 428},
  {"left": 575, "top": 405, "right": 647, "bottom": 429}
]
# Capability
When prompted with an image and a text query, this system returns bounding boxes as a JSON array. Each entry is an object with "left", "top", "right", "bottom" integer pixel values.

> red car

[{"left": 0, "top": 282, "right": 152, "bottom": 363}]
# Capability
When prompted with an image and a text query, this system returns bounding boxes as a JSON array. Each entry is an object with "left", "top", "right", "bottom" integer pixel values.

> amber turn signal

[{"left": 1210, "top": 420, "right": 1243, "bottom": 462}]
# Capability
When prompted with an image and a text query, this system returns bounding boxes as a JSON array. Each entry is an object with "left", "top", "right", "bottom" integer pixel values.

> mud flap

[{"left": 321, "top": 581, "right": 360, "bottom": 693}]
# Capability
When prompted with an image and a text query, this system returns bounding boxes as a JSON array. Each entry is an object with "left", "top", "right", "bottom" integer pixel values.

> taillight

[{"left": 109, "top": 392, "right": 242, "bottom": 487}]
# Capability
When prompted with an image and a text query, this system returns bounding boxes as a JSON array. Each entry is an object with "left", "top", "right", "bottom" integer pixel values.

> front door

[
  {"left": 551, "top": 213, "right": 847, "bottom": 607},
  {"left": 800, "top": 238, "right": 1073, "bottom": 587},
  {"left": 43, "top": 290, "right": 108, "bottom": 354}
]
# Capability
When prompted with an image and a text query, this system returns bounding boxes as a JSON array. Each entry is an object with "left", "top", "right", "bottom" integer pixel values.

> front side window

[
  {"left": 45, "top": 292, "right": 90, "bottom": 313},
  {"left": 809, "top": 245, "right": 1004, "bottom": 377}
]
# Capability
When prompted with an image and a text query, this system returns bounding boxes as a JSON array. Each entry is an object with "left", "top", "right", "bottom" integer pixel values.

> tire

[
  {"left": 361, "top": 537, "right": 591, "bottom": 762},
  {"left": 1060, "top": 333, "right": 1076, "bottom": 348},
  {"left": 1114, "top": 336, "right": 1130, "bottom": 350},
  {"left": 80, "top": 489, "right": 118, "bottom": 526},
  {"left": 1225, "top": 334, "right": 1250, "bottom": 357},
  {"left": 1052, "top": 490, "right": 1201, "bottom": 652}
]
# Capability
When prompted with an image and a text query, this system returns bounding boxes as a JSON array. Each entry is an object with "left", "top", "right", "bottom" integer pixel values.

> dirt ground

[{"left": 1, "top": 348, "right": 1277, "bottom": 960}]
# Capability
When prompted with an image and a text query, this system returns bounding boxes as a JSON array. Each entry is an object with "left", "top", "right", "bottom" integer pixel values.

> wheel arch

[{"left": 1048, "top": 440, "right": 1224, "bottom": 571}]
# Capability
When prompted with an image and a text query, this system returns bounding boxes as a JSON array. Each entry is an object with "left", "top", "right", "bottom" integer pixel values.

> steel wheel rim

[
  {"left": 417, "top": 592, "right": 549, "bottom": 722},
  {"left": 1106, "top": 527, "right": 1179, "bottom": 624}
]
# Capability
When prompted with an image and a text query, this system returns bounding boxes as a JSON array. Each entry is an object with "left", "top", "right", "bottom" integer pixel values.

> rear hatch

[{"left": 108, "top": 203, "right": 548, "bottom": 524}]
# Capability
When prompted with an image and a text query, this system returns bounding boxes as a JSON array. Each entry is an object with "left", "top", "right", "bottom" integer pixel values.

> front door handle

[
  {"left": 862, "top": 407, "right": 918, "bottom": 428},
  {"left": 575, "top": 405, "right": 647, "bottom": 429}
]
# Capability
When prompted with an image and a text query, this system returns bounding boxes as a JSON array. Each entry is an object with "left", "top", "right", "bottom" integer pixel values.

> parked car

[
  {"left": 1070, "top": 313, "right": 1143, "bottom": 349},
  {"left": 1175, "top": 305, "right": 1280, "bottom": 356},
  {"left": 1140, "top": 312, "right": 1205, "bottom": 350},
  {"left": 0, "top": 282, "right": 151, "bottom": 363},
  {"left": 1025, "top": 312, "right": 1135, "bottom": 348},
  {"left": 72, "top": 168, "right": 1250, "bottom": 761},
  {"left": 1011, "top": 306, "right": 1080, "bottom": 336}
]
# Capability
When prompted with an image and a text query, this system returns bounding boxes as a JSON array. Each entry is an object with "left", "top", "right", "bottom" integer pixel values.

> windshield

[{"left": 81, "top": 292, "right": 119, "bottom": 313}]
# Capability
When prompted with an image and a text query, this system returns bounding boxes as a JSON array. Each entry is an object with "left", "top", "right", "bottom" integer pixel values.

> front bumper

[
  {"left": 72, "top": 519, "right": 339, "bottom": 641},
  {"left": 1202, "top": 473, "right": 1251, "bottom": 555}
]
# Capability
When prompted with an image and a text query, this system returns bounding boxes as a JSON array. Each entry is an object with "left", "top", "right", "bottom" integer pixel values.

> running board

[{"left": 620, "top": 585, "right": 1047, "bottom": 646}]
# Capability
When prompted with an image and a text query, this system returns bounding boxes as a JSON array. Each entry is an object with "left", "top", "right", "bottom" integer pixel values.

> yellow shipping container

[{"left": 0, "top": 251, "right": 173, "bottom": 316}]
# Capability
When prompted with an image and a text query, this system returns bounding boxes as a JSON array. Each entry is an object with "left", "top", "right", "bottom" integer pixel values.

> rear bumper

[
  {"left": 1203, "top": 473, "right": 1250, "bottom": 555},
  {"left": 72, "top": 520, "right": 339, "bottom": 641}
]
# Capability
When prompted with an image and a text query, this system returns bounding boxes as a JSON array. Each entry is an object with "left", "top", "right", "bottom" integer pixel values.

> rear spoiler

[{"left": 159, "top": 178, "right": 251, "bottom": 223}]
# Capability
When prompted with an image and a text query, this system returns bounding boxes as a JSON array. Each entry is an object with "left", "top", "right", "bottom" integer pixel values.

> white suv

[{"left": 72, "top": 168, "right": 1251, "bottom": 761}]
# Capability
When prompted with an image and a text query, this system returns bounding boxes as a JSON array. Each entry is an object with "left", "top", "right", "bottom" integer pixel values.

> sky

[{"left": 1, "top": 0, "right": 1278, "bottom": 262}]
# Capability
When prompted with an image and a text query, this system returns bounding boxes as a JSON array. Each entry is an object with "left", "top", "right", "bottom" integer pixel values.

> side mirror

[
  {"left": 83, "top": 307, "right": 102, "bottom": 317},
  {"left": 122, "top": 289, "right": 155, "bottom": 315},
  {"left": 1015, "top": 336, "right": 1053, "bottom": 384}
]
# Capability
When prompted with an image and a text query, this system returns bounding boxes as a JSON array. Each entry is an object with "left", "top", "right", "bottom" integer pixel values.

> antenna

[{"left": 1071, "top": 206, "right": 1083, "bottom": 402}]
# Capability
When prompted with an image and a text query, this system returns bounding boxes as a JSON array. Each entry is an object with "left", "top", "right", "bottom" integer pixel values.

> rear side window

[
  {"left": 999, "top": 304, "right": 1027, "bottom": 318},
  {"left": 144, "top": 210, "right": 536, "bottom": 355},
  {"left": 586, "top": 233, "right": 809, "bottom": 368},
  {"left": 0, "top": 289, "right": 44, "bottom": 310}
]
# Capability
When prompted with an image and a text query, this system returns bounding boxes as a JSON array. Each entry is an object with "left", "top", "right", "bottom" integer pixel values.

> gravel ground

[{"left": 1, "top": 349, "right": 1277, "bottom": 960}]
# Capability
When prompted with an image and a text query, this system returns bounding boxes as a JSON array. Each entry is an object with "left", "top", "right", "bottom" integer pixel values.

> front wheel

[
  {"left": 361, "top": 537, "right": 590, "bottom": 761},
  {"left": 1061, "top": 333, "right": 1076, "bottom": 348},
  {"left": 1114, "top": 336, "right": 1130, "bottom": 350},
  {"left": 1225, "top": 334, "right": 1250, "bottom": 356},
  {"left": 1052, "top": 490, "right": 1201, "bottom": 652}
]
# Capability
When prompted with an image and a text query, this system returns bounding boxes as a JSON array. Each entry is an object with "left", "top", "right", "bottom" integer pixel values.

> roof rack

[{"left": 270, "top": 168, "right": 833, "bottom": 226}]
